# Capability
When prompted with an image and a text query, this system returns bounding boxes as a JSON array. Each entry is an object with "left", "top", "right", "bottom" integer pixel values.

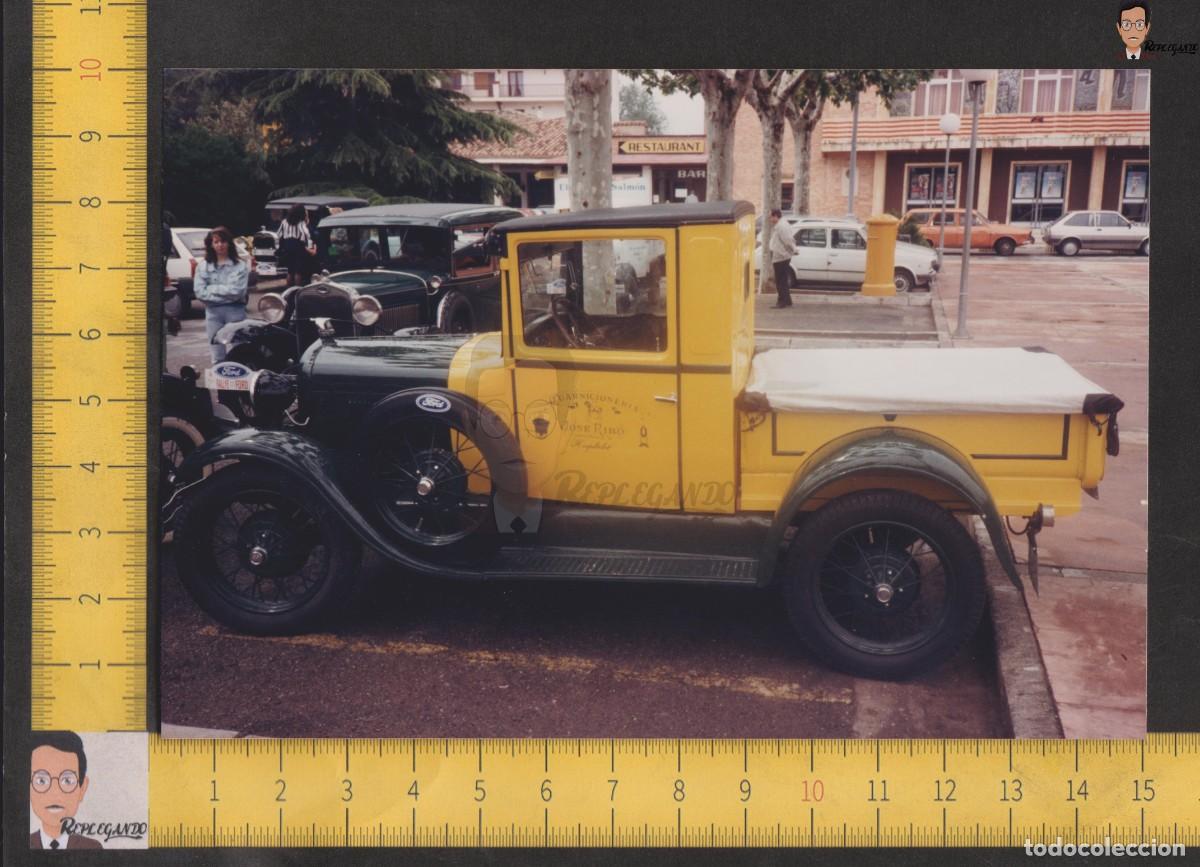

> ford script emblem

[
  {"left": 213, "top": 362, "right": 251, "bottom": 378},
  {"left": 416, "top": 393, "right": 451, "bottom": 413}
]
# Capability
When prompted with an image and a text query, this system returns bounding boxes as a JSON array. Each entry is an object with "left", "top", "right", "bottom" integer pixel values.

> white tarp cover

[{"left": 745, "top": 347, "right": 1112, "bottom": 415}]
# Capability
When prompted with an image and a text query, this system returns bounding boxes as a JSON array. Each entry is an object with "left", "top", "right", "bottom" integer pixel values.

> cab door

[
  {"left": 790, "top": 227, "right": 828, "bottom": 285},
  {"left": 506, "top": 230, "right": 681, "bottom": 510}
]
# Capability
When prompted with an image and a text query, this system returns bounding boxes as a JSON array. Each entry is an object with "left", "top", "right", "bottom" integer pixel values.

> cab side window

[
  {"left": 1064, "top": 213, "right": 1092, "bottom": 227},
  {"left": 517, "top": 238, "right": 668, "bottom": 353},
  {"left": 1097, "top": 212, "right": 1127, "bottom": 228},
  {"left": 452, "top": 224, "right": 494, "bottom": 277}
]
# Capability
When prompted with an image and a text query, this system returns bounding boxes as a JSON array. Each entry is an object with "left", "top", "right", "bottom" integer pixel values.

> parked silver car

[{"left": 1043, "top": 210, "right": 1149, "bottom": 257}]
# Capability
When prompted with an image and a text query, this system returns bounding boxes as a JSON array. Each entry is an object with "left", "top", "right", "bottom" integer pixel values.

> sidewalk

[{"left": 761, "top": 256, "right": 1148, "bottom": 739}]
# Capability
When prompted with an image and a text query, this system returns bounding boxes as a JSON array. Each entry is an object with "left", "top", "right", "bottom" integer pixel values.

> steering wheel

[{"left": 549, "top": 294, "right": 589, "bottom": 348}]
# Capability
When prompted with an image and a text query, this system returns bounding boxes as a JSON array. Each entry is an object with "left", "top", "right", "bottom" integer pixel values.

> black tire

[
  {"left": 1139, "top": 239, "right": 1149, "bottom": 256},
  {"left": 438, "top": 292, "right": 475, "bottom": 334},
  {"left": 993, "top": 237, "right": 1016, "bottom": 256},
  {"left": 1058, "top": 238, "right": 1080, "bottom": 257},
  {"left": 892, "top": 269, "right": 914, "bottom": 294},
  {"left": 781, "top": 490, "right": 986, "bottom": 680},
  {"left": 172, "top": 465, "right": 362, "bottom": 634}
]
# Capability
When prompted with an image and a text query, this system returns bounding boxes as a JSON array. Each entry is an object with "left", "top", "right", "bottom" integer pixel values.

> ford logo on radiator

[
  {"left": 415, "top": 393, "right": 451, "bottom": 413},
  {"left": 213, "top": 362, "right": 251, "bottom": 379}
]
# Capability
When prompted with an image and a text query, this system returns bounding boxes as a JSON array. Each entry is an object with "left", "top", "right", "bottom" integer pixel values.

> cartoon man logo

[
  {"left": 1118, "top": 1, "right": 1151, "bottom": 59},
  {"left": 30, "top": 731, "right": 103, "bottom": 849}
]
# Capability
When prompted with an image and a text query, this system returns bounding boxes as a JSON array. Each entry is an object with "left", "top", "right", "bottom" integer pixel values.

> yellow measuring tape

[
  {"left": 145, "top": 736, "right": 1200, "bottom": 848},
  {"left": 31, "top": 1, "right": 1192, "bottom": 852},
  {"left": 31, "top": 0, "right": 148, "bottom": 732}
]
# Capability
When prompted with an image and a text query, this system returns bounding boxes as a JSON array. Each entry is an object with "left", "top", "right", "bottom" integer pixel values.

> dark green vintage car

[{"left": 315, "top": 203, "right": 525, "bottom": 333}]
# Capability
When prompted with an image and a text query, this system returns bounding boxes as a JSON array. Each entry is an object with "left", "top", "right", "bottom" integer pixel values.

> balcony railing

[{"left": 448, "top": 80, "right": 565, "bottom": 100}]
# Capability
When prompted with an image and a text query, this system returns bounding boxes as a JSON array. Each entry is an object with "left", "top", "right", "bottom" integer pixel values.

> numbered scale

[
  {"left": 148, "top": 736, "right": 1200, "bottom": 848},
  {"left": 31, "top": 0, "right": 149, "bottom": 730}
]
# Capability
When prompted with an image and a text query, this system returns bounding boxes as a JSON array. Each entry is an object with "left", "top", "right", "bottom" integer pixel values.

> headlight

[
  {"left": 257, "top": 292, "right": 287, "bottom": 323},
  {"left": 427, "top": 275, "right": 443, "bottom": 295},
  {"left": 352, "top": 294, "right": 382, "bottom": 326}
]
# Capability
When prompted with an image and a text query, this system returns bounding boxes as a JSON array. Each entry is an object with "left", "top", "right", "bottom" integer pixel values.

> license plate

[{"left": 205, "top": 362, "right": 254, "bottom": 392}]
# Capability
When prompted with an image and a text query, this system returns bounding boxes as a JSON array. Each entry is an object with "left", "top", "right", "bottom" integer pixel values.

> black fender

[
  {"left": 435, "top": 290, "right": 475, "bottom": 333},
  {"left": 360, "top": 387, "right": 528, "bottom": 524},
  {"left": 764, "top": 428, "right": 1024, "bottom": 592},
  {"left": 167, "top": 427, "right": 496, "bottom": 578}
]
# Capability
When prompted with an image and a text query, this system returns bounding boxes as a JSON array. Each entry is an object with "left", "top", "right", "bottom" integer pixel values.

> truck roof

[{"left": 491, "top": 201, "right": 756, "bottom": 236}]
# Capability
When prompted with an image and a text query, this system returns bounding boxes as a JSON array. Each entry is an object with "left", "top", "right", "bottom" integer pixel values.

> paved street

[
  {"left": 934, "top": 251, "right": 1149, "bottom": 738},
  {"left": 161, "top": 251, "right": 1145, "bottom": 740}
]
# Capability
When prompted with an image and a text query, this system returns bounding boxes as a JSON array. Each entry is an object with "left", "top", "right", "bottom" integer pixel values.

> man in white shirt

[
  {"left": 767, "top": 208, "right": 796, "bottom": 308},
  {"left": 1117, "top": 1, "right": 1151, "bottom": 59}
]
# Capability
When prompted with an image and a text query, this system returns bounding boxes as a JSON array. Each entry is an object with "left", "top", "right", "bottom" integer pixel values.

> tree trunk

[
  {"left": 784, "top": 93, "right": 824, "bottom": 217},
  {"left": 564, "top": 69, "right": 612, "bottom": 212},
  {"left": 756, "top": 111, "right": 787, "bottom": 295},
  {"left": 697, "top": 71, "right": 751, "bottom": 201},
  {"left": 565, "top": 69, "right": 614, "bottom": 313},
  {"left": 790, "top": 122, "right": 813, "bottom": 215}
]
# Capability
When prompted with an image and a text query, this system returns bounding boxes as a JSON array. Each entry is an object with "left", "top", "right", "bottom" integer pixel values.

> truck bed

[{"left": 743, "top": 347, "right": 1120, "bottom": 416}]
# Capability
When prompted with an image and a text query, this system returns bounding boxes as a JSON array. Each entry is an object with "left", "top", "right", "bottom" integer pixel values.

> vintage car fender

[
  {"left": 169, "top": 391, "right": 530, "bottom": 573},
  {"left": 359, "top": 386, "right": 528, "bottom": 526},
  {"left": 764, "top": 427, "right": 1024, "bottom": 591}
]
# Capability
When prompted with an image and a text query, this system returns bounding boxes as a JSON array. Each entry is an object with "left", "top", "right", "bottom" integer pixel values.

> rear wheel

[
  {"left": 782, "top": 491, "right": 986, "bottom": 679},
  {"left": 993, "top": 237, "right": 1016, "bottom": 256},
  {"left": 1058, "top": 238, "right": 1080, "bottom": 257},
  {"left": 173, "top": 465, "right": 362, "bottom": 634}
]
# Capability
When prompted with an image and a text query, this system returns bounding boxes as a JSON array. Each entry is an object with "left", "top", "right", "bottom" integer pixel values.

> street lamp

[
  {"left": 936, "top": 112, "right": 961, "bottom": 269},
  {"left": 954, "top": 69, "right": 992, "bottom": 340}
]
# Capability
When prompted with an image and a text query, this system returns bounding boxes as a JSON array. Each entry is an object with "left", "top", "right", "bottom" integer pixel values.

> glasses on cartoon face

[
  {"left": 1119, "top": 19, "right": 1146, "bottom": 30},
  {"left": 31, "top": 770, "right": 80, "bottom": 793}
]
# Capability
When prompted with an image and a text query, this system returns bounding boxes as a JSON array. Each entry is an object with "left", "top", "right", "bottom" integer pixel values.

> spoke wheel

[
  {"left": 371, "top": 417, "right": 493, "bottom": 547},
  {"left": 782, "top": 491, "right": 985, "bottom": 680},
  {"left": 174, "top": 466, "right": 361, "bottom": 634}
]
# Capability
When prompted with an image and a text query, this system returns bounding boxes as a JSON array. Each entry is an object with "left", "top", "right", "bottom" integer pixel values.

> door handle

[{"left": 654, "top": 393, "right": 678, "bottom": 404}]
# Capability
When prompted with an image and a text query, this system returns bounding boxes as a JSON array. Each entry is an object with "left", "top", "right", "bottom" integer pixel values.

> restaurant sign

[{"left": 617, "top": 138, "right": 705, "bottom": 155}]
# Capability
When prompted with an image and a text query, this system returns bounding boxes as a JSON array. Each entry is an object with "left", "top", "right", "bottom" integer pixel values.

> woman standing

[
  {"left": 192, "top": 226, "right": 249, "bottom": 363},
  {"left": 278, "top": 204, "right": 314, "bottom": 287}
]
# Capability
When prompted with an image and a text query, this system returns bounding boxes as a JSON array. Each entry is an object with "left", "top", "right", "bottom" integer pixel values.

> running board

[{"left": 483, "top": 546, "right": 759, "bottom": 584}]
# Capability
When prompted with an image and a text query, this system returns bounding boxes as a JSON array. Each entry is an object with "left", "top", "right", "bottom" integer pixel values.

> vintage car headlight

[
  {"left": 256, "top": 292, "right": 288, "bottom": 323},
  {"left": 427, "top": 275, "right": 444, "bottom": 295},
  {"left": 247, "top": 369, "right": 297, "bottom": 421},
  {"left": 352, "top": 294, "right": 382, "bottom": 326}
]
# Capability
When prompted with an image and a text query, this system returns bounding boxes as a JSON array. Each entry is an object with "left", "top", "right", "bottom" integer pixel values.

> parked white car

[
  {"left": 753, "top": 216, "right": 863, "bottom": 276},
  {"left": 1043, "top": 210, "right": 1149, "bottom": 256},
  {"left": 781, "top": 220, "right": 938, "bottom": 293}
]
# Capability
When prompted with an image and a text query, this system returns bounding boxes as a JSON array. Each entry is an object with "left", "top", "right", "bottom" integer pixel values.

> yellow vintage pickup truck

[{"left": 169, "top": 201, "right": 1122, "bottom": 679}]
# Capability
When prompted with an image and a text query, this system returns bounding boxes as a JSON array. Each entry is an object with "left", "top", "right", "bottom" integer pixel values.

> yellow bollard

[{"left": 861, "top": 213, "right": 900, "bottom": 296}]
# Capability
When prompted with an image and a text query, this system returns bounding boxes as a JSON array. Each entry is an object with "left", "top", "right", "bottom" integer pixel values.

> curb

[
  {"left": 929, "top": 280, "right": 954, "bottom": 347},
  {"left": 972, "top": 518, "right": 1063, "bottom": 739}
]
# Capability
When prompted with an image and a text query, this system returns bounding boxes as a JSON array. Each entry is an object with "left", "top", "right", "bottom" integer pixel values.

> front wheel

[
  {"left": 173, "top": 465, "right": 363, "bottom": 634},
  {"left": 1058, "top": 239, "right": 1080, "bottom": 257},
  {"left": 781, "top": 491, "right": 986, "bottom": 680},
  {"left": 892, "top": 269, "right": 914, "bottom": 294},
  {"left": 993, "top": 237, "right": 1016, "bottom": 256}
]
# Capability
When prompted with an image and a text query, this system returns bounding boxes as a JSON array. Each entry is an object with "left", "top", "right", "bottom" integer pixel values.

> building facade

[
  {"left": 732, "top": 68, "right": 1150, "bottom": 227},
  {"left": 454, "top": 119, "right": 707, "bottom": 211},
  {"left": 445, "top": 69, "right": 568, "bottom": 118}
]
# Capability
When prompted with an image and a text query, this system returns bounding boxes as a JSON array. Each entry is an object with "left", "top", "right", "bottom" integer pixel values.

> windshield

[{"left": 177, "top": 230, "right": 209, "bottom": 256}]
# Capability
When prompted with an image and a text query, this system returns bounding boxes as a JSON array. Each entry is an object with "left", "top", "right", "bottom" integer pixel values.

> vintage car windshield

[{"left": 517, "top": 238, "right": 668, "bottom": 353}]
